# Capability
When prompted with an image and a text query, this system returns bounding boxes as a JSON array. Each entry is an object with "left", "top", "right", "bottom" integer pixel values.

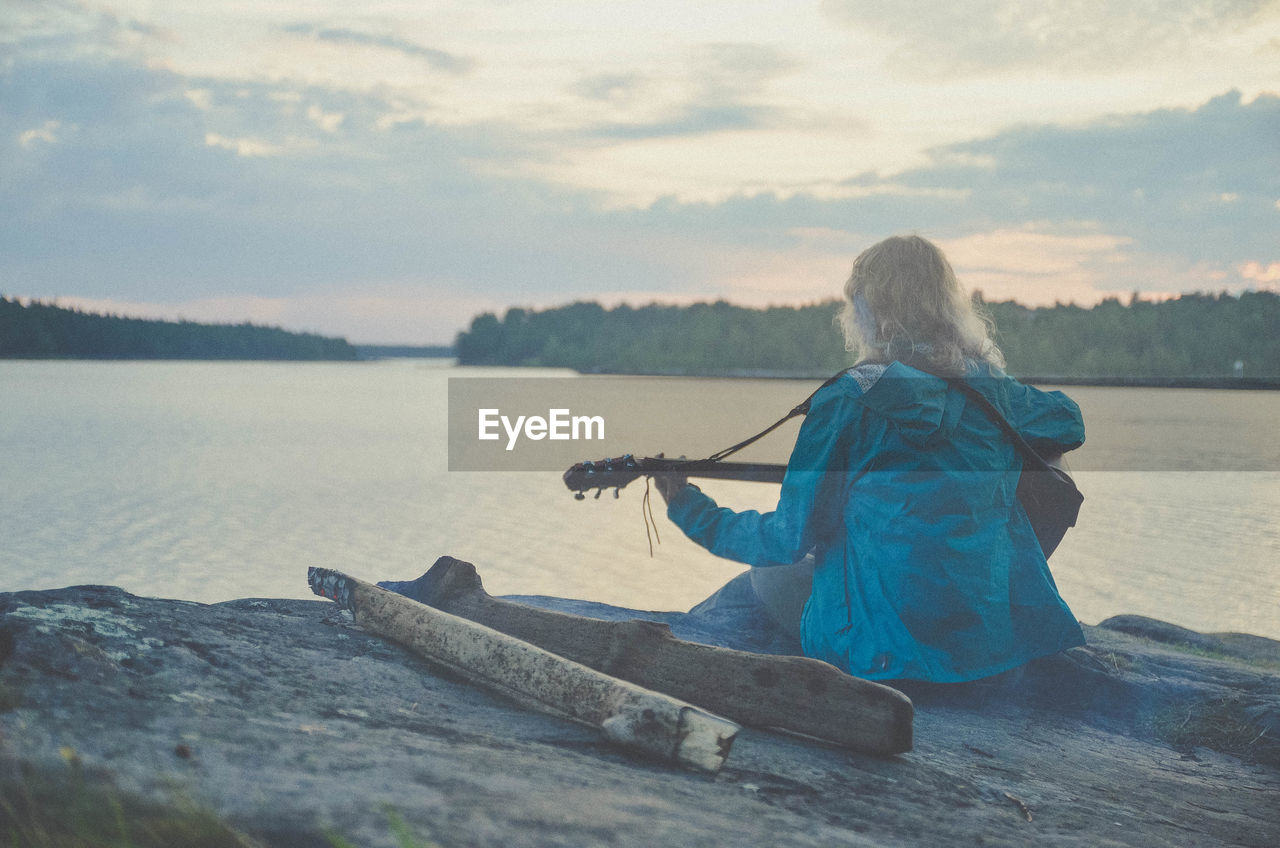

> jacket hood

[{"left": 855, "top": 361, "right": 969, "bottom": 447}]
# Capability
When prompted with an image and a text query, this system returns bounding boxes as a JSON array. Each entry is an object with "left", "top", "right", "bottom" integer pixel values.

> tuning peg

[
  {"left": 613, "top": 488, "right": 620, "bottom": 498},
  {"left": 594, "top": 489, "right": 603, "bottom": 499}
]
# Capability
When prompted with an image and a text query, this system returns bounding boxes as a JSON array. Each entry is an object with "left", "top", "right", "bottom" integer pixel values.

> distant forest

[
  {"left": 455, "top": 291, "right": 1280, "bottom": 378},
  {"left": 1, "top": 297, "right": 359, "bottom": 360}
]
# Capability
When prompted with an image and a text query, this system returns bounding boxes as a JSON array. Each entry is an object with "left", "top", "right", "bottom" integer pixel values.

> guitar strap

[
  {"left": 702, "top": 367, "right": 853, "bottom": 464},
  {"left": 897, "top": 359, "right": 1057, "bottom": 472}
]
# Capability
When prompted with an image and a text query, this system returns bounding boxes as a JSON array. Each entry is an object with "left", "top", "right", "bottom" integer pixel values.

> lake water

[{"left": 2, "top": 360, "right": 1277, "bottom": 639}]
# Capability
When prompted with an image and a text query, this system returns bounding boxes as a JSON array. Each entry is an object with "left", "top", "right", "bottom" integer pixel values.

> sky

[{"left": 2, "top": 1, "right": 1278, "bottom": 344}]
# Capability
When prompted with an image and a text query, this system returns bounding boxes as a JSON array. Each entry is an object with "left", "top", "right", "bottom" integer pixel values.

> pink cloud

[{"left": 1239, "top": 260, "right": 1280, "bottom": 286}]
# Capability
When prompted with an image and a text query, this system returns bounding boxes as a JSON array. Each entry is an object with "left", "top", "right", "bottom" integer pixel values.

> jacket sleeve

[
  {"left": 666, "top": 386, "right": 860, "bottom": 567},
  {"left": 1003, "top": 377, "right": 1085, "bottom": 454}
]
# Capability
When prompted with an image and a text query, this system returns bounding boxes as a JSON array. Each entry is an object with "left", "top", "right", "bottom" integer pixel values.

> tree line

[
  {"left": 1, "top": 297, "right": 359, "bottom": 360},
  {"left": 455, "top": 291, "right": 1280, "bottom": 378}
]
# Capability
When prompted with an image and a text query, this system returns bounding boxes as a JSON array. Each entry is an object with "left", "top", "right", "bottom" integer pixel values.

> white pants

[{"left": 748, "top": 553, "right": 815, "bottom": 641}]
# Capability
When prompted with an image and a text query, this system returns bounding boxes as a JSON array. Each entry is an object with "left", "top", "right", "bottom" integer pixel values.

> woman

[{"left": 656, "top": 235, "right": 1085, "bottom": 683}]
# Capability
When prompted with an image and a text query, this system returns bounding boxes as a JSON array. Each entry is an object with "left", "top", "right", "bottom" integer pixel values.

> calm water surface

[{"left": 2, "top": 360, "right": 1277, "bottom": 639}]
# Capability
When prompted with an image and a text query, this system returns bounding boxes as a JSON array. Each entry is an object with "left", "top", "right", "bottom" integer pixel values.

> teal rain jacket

[{"left": 668, "top": 360, "right": 1086, "bottom": 683}]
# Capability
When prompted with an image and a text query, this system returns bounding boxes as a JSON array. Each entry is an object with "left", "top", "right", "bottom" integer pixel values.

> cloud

[
  {"left": 689, "top": 43, "right": 801, "bottom": 94},
  {"left": 572, "top": 73, "right": 647, "bottom": 104},
  {"left": 566, "top": 89, "right": 1278, "bottom": 305},
  {"left": 937, "top": 226, "right": 1137, "bottom": 304},
  {"left": 587, "top": 104, "right": 777, "bottom": 140},
  {"left": 822, "top": 0, "right": 1280, "bottom": 78},
  {"left": 1240, "top": 260, "right": 1280, "bottom": 286},
  {"left": 306, "top": 104, "right": 345, "bottom": 133},
  {"left": 569, "top": 43, "right": 798, "bottom": 141},
  {"left": 0, "top": 42, "right": 713, "bottom": 316},
  {"left": 901, "top": 91, "right": 1280, "bottom": 263},
  {"left": 204, "top": 132, "right": 287, "bottom": 157},
  {"left": 18, "top": 119, "right": 63, "bottom": 148},
  {"left": 280, "top": 24, "right": 474, "bottom": 74},
  {"left": 2, "top": 10, "right": 1274, "bottom": 341}
]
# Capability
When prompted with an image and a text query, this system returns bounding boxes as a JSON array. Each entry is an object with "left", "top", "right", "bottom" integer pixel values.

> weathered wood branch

[
  {"left": 401, "top": 556, "right": 913, "bottom": 756},
  {"left": 307, "top": 567, "right": 739, "bottom": 773}
]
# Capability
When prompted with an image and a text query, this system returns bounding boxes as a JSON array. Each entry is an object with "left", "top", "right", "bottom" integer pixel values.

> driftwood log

[
  {"left": 400, "top": 556, "right": 913, "bottom": 756},
  {"left": 307, "top": 567, "right": 739, "bottom": 773}
]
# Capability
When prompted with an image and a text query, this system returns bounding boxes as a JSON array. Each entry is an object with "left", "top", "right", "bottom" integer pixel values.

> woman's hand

[{"left": 652, "top": 471, "right": 689, "bottom": 505}]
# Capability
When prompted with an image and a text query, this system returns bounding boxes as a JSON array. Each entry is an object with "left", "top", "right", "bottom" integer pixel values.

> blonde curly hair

[{"left": 837, "top": 234, "right": 1004, "bottom": 375}]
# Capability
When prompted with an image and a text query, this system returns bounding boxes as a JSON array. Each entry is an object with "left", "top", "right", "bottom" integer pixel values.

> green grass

[
  {"left": 1, "top": 750, "right": 443, "bottom": 848},
  {"left": 1152, "top": 695, "right": 1279, "bottom": 765},
  {"left": 324, "top": 805, "right": 441, "bottom": 848},
  {"left": 0, "top": 754, "right": 258, "bottom": 848}
]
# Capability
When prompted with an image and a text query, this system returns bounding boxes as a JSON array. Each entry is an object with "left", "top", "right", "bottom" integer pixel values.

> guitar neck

[
  {"left": 563, "top": 455, "right": 788, "bottom": 497},
  {"left": 663, "top": 460, "right": 786, "bottom": 484}
]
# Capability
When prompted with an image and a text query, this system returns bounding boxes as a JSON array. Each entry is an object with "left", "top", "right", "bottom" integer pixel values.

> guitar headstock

[{"left": 563, "top": 454, "right": 649, "bottom": 500}]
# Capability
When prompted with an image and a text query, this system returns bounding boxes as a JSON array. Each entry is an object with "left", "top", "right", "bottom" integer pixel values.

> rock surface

[{"left": 2, "top": 584, "right": 1278, "bottom": 848}]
